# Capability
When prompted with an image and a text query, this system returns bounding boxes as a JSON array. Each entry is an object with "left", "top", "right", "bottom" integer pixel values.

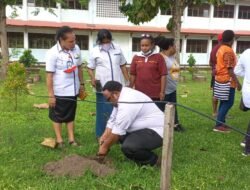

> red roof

[{"left": 6, "top": 19, "right": 250, "bottom": 36}]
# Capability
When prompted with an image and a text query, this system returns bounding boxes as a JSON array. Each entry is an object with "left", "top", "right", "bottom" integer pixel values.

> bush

[
  {"left": 2, "top": 62, "right": 28, "bottom": 111},
  {"left": 187, "top": 54, "right": 196, "bottom": 74},
  {"left": 187, "top": 54, "right": 196, "bottom": 68},
  {"left": 19, "top": 49, "right": 37, "bottom": 67}
]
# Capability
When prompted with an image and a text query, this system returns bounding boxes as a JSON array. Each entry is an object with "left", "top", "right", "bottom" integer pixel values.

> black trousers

[
  {"left": 120, "top": 128, "right": 162, "bottom": 166},
  {"left": 155, "top": 91, "right": 179, "bottom": 125}
]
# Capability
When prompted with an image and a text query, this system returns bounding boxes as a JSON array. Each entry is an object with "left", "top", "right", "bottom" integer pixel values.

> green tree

[
  {"left": 2, "top": 62, "right": 28, "bottom": 111},
  {"left": 0, "top": 0, "right": 89, "bottom": 79},
  {"left": 119, "top": 0, "right": 227, "bottom": 64}
]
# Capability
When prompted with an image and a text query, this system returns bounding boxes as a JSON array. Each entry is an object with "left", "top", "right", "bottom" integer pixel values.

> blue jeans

[
  {"left": 215, "top": 88, "right": 235, "bottom": 127},
  {"left": 96, "top": 92, "right": 113, "bottom": 137}
]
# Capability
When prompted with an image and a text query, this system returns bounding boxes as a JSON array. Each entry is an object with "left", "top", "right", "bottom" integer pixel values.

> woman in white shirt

[{"left": 87, "top": 29, "right": 129, "bottom": 138}]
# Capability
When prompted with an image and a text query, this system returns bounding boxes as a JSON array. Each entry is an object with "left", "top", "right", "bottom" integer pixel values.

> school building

[{"left": 5, "top": 0, "right": 250, "bottom": 65}]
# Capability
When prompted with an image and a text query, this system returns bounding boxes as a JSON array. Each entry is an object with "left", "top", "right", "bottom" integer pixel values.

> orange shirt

[{"left": 215, "top": 45, "right": 237, "bottom": 88}]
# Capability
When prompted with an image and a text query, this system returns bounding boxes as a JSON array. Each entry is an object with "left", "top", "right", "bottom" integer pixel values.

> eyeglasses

[{"left": 141, "top": 33, "right": 152, "bottom": 38}]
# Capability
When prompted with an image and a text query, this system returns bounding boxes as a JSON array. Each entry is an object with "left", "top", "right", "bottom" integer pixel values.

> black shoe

[
  {"left": 69, "top": 141, "right": 79, "bottom": 147},
  {"left": 55, "top": 142, "right": 64, "bottom": 149},
  {"left": 174, "top": 124, "right": 185, "bottom": 132}
]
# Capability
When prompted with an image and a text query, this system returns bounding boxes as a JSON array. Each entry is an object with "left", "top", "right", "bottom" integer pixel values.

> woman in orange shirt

[{"left": 213, "top": 30, "right": 241, "bottom": 133}]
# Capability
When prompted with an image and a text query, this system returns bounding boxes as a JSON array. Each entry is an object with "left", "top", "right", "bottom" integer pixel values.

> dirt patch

[{"left": 43, "top": 154, "right": 116, "bottom": 178}]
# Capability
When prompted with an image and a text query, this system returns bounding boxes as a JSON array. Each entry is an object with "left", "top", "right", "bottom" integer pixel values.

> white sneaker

[
  {"left": 240, "top": 141, "right": 246, "bottom": 147},
  {"left": 242, "top": 151, "right": 250, "bottom": 157}
]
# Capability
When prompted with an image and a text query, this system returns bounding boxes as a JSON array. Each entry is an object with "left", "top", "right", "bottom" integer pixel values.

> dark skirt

[{"left": 49, "top": 96, "right": 77, "bottom": 123}]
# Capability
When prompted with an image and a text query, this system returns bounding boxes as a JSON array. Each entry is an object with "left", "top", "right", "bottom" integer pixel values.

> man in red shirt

[{"left": 209, "top": 33, "right": 222, "bottom": 117}]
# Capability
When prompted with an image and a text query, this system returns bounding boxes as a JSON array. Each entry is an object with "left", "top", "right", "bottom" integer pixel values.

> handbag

[{"left": 213, "top": 80, "right": 230, "bottom": 100}]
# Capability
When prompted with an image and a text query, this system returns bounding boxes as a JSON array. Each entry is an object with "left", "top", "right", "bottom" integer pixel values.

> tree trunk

[
  {"left": 172, "top": 0, "right": 185, "bottom": 65},
  {"left": 0, "top": 5, "right": 9, "bottom": 79}
]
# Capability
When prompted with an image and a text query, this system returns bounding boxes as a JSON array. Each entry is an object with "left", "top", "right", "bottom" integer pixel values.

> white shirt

[
  {"left": 106, "top": 87, "right": 164, "bottom": 138},
  {"left": 234, "top": 49, "right": 250, "bottom": 108},
  {"left": 87, "top": 43, "right": 127, "bottom": 87},
  {"left": 46, "top": 42, "right": 82, "bottom": 96}
]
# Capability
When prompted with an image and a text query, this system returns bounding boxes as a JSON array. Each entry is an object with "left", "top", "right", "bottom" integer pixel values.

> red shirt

[
  {"left": 130, "top": 53, "right": 167, "bottom": 98},
  {"left": 209, "top": 43, "right": 220, "bottom": 76}
]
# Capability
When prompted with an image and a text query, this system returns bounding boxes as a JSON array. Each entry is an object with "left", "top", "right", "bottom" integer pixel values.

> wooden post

[{"left": 160, "top": 104, "right": 175, "bottom": 190}]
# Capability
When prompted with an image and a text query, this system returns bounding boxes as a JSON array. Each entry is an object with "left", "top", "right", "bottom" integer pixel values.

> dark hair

[
  {"left": 102, "top": 81, "right": 122, "bottom": 92},
  {"left": 222, "top": 30, "right": 235, "bottom": 43},
  {"left": 55, "top": 26, "right": 73, "bottom": 41},
  {"left": 155, "top": 36, "right": 174, "bottom": 50},
  {"left": 96, "top": 29, "right": 112, "bottom": 44},
  {"left": 140, "top": 33, "right": 154, "bottom": 44}
]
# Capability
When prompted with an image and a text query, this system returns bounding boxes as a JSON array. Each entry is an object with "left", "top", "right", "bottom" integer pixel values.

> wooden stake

[{"left": 160, "top": 104, "right": 175, "bottom": 190}]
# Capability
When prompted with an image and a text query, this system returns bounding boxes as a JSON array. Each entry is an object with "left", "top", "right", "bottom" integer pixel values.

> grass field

[{"left": 0, "top": 70, "right": 250, "bottom": 190}]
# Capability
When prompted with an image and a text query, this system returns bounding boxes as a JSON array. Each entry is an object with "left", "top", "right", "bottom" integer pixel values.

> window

[
  {"left": 214, "top": 5, "right": 234, "bottom": 18},
  {"left": 62, "top": 0, "right": 88, "bottom": 10},
  {"left": 236, "top": 41, "right": 250, "bottom": 54},
  {"left": 188, "top": 4, "right": 210, "bottom": 17},
  {"left": 7, "top": 32, "right": 24, "bottom": 48},
  {"left": 29, "top": 33, "right": 55, "bottom": 49},
  {"left": 132, "top": 37, "right": 141, "bottom": 51},
  {"left": 186, "top": 39, "right": 208, "bottom": 53},
  {"left": 35, "top": 0, "right": 57, "bottom": 8},
  {"left": 76, "top": 35, "right": 89, "bottom": 50},
  {"left": 96, "top": 0, "right": 125, "bottom": 18},
  {"left": 238, "top": 6, "right": 250, "bottom": 19}
]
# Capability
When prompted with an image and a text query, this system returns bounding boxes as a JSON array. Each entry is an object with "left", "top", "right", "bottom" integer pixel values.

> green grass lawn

[{"left": 0, "top": 70, "right": 250, "bottom": 190}]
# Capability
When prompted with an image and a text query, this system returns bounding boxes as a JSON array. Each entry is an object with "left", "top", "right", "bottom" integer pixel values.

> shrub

[
  {"left": 2, "top": 62, "right": 28, "bottom": 111},
  {"left": 187, "top": 54, "right": 196, "bottom": 74},
  {"left": 19, "top": 49, "right": 37, "bottom": 67},
  {"left": 187, "top": 54, "right": 196, "bottom": 68}
]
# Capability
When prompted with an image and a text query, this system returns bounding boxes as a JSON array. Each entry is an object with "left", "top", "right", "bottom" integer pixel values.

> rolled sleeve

[
  {"left": 75, "top": 45, "right": 82, "bottom": 66},
  {"left": 111, "top": 103, "right": 142, "bottom": 136},
  {"left": 87, "top": 50, "right": 97, "bottom": 69},
  {"left": 119, "top": 49, "right": 127, "bottom": 66},
  {"left": 45, "top": 50, "right": 56, "bottom": 72}
]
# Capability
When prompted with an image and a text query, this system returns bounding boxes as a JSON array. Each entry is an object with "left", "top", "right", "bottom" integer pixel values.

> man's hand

[{"left": 94, "top": 153, "right": 106, "bottom": 164}]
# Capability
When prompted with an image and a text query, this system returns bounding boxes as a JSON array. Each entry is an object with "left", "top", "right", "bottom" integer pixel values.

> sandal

[
  {"left": 55, "top": 142, "right": 64, "bottom": 149},
  {"left": 69, "top": 141, "right": 79, "bottom": 147}
]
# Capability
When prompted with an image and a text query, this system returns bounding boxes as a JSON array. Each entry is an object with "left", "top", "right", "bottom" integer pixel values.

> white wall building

[{"left": 5, "top": 0, "right": 250, "bottom": 65}]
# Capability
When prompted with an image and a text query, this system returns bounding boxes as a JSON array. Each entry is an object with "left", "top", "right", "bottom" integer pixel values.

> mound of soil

[{"left": 43, "top": 154, "right": 115, "bottom": 177}]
